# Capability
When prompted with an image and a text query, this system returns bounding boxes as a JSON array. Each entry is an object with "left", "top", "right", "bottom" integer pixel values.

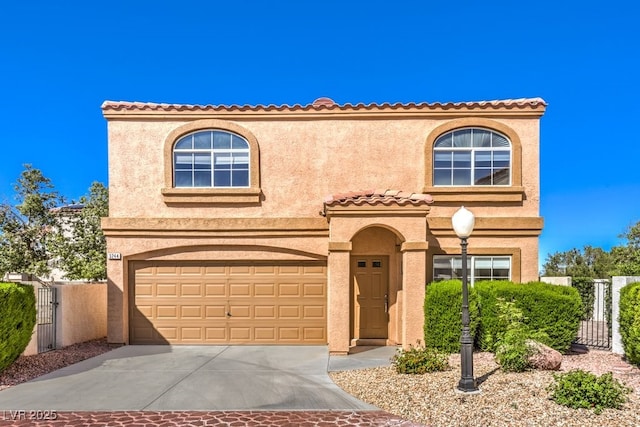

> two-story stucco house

[{"left": 101, "top": 97, "right": 545, "bottom": 354}]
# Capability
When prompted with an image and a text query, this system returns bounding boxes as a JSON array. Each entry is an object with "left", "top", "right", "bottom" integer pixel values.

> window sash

[
  {"left": 173, "top": 131, "right": 250, "bottom": 188},
  {"left": 433, "top": 128, "right": 511, "bottom": 187},
  {"left": 432, "top": 255, "right": 512, "bottom": 283}
]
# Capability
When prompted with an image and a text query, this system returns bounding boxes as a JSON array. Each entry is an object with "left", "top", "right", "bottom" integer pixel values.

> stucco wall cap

[{"left": 324, "top": 189, "right": 434, "bottom": 208}]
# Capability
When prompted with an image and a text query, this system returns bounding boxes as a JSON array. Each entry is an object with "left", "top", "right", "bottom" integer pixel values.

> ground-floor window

[{"left": 433, "top": 255, "right": 511, "bottom": 283}]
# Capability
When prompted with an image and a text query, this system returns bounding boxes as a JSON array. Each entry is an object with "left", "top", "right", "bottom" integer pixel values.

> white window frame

[
  {"left": 433, "top": 127, "right": 512, "bottom": 186},
  {"left": 433, "top": 255, "right": 512, "bottom": 284},
  {"left": 173, "top": 130, "right": 250, "bottom": 188}
]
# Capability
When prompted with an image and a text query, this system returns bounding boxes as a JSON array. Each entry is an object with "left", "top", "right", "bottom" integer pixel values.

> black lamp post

[{"left": 452, "top": 206, "right": 479, "bottom": 393}]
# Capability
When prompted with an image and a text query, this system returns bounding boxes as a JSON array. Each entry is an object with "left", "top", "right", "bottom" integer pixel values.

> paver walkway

[{"left": 2, "top": 410, "right": 424, "bottom": 426}]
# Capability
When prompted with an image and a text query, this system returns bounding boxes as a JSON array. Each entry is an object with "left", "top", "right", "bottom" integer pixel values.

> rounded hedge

[
  {"left": 0, "top": 282, "right": 37, "bottom": 373},
  {"left": 474, "top": 280, "right": 582, "bottom": 353},
  {"left": 619, "top": 281, "right": 640, "bottom": 365},
  {"left": 424, "top": 279, "right": 480, "bottom": 353}
]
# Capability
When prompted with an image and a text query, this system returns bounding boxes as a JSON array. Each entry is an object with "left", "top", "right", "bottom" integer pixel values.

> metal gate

[
  {"left": 574, "top": 279, "right": 611, "bottom": 349},
  {"left": 37, "top": 287, "right": 58, "bottom": 353}
]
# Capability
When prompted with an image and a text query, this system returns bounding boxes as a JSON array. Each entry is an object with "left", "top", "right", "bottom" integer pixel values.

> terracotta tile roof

[
  {"left": 324, "top": 189, "right": 434, "bottom": 207},
  {"left": 101, "top": 97, "right": 546, "bottom": 113}
]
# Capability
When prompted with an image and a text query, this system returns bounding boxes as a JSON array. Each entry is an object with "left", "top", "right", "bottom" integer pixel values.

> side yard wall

[
  {"left": 22, "top": 282, "right": 107, "bottom": 355},
  {"left": 55, "top": 283, "right": 107, "bottom": 348}
]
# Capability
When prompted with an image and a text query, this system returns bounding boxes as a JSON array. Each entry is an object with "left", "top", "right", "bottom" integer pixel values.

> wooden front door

[{"left": 351, "top": 256, "right": 389, "bottom": 339}]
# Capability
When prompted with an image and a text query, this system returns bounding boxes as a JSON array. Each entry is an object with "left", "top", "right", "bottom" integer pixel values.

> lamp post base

[
  {"left": 457, "top": 376, "right": 480, "bottom": 394},
  {"left": 454, "top": 385, "right": 482, "bottom": 395}
]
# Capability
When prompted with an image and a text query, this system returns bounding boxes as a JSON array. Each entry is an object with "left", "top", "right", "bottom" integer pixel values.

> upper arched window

[
  {"left": 433, "top": 128, "right": 511, "bottom": 186},
  {"left": 173, "top": 130, "right": 250, "bottom": 188}
]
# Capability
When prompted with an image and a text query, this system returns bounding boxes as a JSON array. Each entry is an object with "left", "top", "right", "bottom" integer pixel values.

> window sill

[
  {"left": 422, "top": 186, "right": 525, "bottom": 202},
  {"left": 161, "top": 187, "right": 262, "bottom": 205}
]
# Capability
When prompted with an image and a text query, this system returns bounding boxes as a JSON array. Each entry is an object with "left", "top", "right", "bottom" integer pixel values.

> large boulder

[{"left": 526, "top": 340, "right": 562, "bottom": 370}]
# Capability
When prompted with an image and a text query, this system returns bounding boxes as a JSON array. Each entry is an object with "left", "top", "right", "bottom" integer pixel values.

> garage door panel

[
  {"left": 254, "top": 283, "right": 276, "bottom": 296},
  {"left": 254, "top": 306, "right": 276, "bottom": 318},
  {"left": 278, "top": 284, "right": 301, "bottom": 296},
  {"left": 229, "top": 283, "right": 251, "bottom": 296},
  {"left": 205, "top": 305, "right": 227, "bottom": 318},
  {"left": 205, "top": 283, "right": 226, "bottom": 296},
  {"left": 130, "top": 262, "right": 326, "bottom": 345},
  {"left": 303, "top": 306, "right": 325, "bottom": 318},
  {"left": 279, "top": 306, "right": 300, "bottom": 318},
  {"left": 157, "top": 327, "right": 178, "bottom": 340},
  {"left": 156, "top": 306, "right": 179, "bottom": 319},
  {"left": 229, "top": 266, "right": 251, "bottom": 275},
  {"left": 303, "top": 283, "right": 325, "bottom": 296},
  {"left": 180, "top": 283, "right": 203, "bottom": 296},
  {"left": 181, "top": 306, "right": 202, "bottom": 318},
  {"left": 156, "top": 283, "right": 178, "bottom": 296}
]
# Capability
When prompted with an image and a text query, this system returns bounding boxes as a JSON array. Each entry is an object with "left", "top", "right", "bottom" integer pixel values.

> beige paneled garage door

[{"left": 129, "top": 261, "right": 327, "bottom": 345}]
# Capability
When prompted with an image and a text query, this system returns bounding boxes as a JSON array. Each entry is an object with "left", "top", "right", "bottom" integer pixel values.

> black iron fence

[
  {"left": 573, "top": 279, "right": 611, "bottom": 350},
  {"left": 37, "top": 287, "right": 58, "bottom": 353}
]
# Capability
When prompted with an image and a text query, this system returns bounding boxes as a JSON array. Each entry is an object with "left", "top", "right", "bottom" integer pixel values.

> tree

[
  {"left": 610, "top": 220, "right": 640, "bottom": 276},
  {"left": 541, "top": 245, "right": 613, "bottom": 279},
  {"left": 51, "top": 182, "right": 108, "bottom": 281},
  {"left": 0, "top": 165, "right": 63, "bottom": 278}
]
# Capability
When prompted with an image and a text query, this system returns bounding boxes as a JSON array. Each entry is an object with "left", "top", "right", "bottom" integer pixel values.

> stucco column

[
  {"left": 401, "top": 242, "right": 427, "bottom": 349},
  {"left": 107, "top": 257, "right": 126, "bottom": 344},
  {"left": 327, "top": 242, "right": 352, "bottom": 354}
]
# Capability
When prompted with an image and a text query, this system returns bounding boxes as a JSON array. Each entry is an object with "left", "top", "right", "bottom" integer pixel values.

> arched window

[
  {"left": 173, "top": 130, "right": 250, "bottom": 188},
  {"left": 433, "top": 128, "right": 511, "bottom": 186}
]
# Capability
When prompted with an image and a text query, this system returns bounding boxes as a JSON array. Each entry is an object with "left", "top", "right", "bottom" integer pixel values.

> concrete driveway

[{"left": 0, "top": 345, "right": 381, "bottom": 411}]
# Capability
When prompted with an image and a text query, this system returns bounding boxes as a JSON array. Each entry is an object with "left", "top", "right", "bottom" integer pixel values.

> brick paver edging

[{"left": 1, "top": 410, "right": 425, "bottom": 426}]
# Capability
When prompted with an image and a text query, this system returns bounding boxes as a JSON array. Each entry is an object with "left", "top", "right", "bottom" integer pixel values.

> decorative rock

[{"left": 526, "top": 340, "right": 562, "bottom": 370}]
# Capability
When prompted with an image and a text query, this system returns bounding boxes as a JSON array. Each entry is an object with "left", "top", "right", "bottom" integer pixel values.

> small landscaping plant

[
  {"left": 493, "top": 299, "right": 550, "bottom": 372},
  {"left": 547, "top": 369, "right": 631, "bottom": 414},
  {"left": 391, "top": 342, "right": 450, "bottom": 374}
]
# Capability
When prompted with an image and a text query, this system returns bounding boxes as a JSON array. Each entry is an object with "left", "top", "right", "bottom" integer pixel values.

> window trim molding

[
  {"left": 427, "top": 247, "right": 521, "bottom": 283},
  {"left": 163, "top": 119, "right": 261, "bottom": 204},
  {"left": 424, "top": 118, "right": 523, "bottom": 202}
]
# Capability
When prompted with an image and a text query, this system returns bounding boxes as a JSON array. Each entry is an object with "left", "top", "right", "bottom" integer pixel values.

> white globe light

[{"left": 452, "top": 206, "right": 475, "bottom": 238}]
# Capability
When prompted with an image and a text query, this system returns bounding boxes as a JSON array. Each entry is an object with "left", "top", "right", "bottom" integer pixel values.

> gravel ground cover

[{"left": 330, "top": 350, "right": 640, "bottom": 427}]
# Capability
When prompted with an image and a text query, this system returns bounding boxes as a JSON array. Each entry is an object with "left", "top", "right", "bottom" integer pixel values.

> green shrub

[
  {"left": 0, "top": 282, "right": 37, "bottom": 373},
  {"left": 493, "top": 299, "right": 550, "bottom": 372},
  {"left": 619, "top": 281, "right": 640, "bottom": 365},
  {"left": 475, "top": 280, "right": 582, "bottom": 353},
  {"left": 391, "top": 343, "right": 450, "bottom": 374},
  {"left": 571, "top": 277, "right": 595, "bottom": 320},
  {"left": 547, "top": 370, "right": 631, "bottom": 414},
  {"left": 424, "top": 280, "right": 479, "bottom": 353}
]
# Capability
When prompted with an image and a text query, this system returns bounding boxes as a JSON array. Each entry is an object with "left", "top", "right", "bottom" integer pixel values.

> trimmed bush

[
  {"left": 547, "top": 369, "right": 631, "bottom": 414},
  {"left": 424, "top": 279, "right": 479, "bottom": 353},
  {"left": 0, "top": 282, "right": 37, "bottom": 373},
  {"left": 391, "top": 344, "right": 450, "bottom": 374},
  {"left": 475, "top": 280, "right": 582, "bottom": 353},
  {"left": 619, "top": 281, "right": 640, "bottom": 365}
]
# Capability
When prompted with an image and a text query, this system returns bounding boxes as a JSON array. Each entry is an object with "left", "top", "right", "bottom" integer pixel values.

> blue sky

[{"left": 1, "top": 1, "right": 639, "bottom": 268}]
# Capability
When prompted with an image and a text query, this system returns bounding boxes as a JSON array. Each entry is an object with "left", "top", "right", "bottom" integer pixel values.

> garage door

[{"left": 129, "top": 261, "right": 327, "bottom": 345}]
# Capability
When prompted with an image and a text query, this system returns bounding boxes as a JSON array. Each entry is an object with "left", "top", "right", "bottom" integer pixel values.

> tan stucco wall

[
  {"left": 55, "top": 283, "right": 107, "bottom": 348},
  {"left": 107, "top": 117, "right": 539, "bottom": 219}
]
